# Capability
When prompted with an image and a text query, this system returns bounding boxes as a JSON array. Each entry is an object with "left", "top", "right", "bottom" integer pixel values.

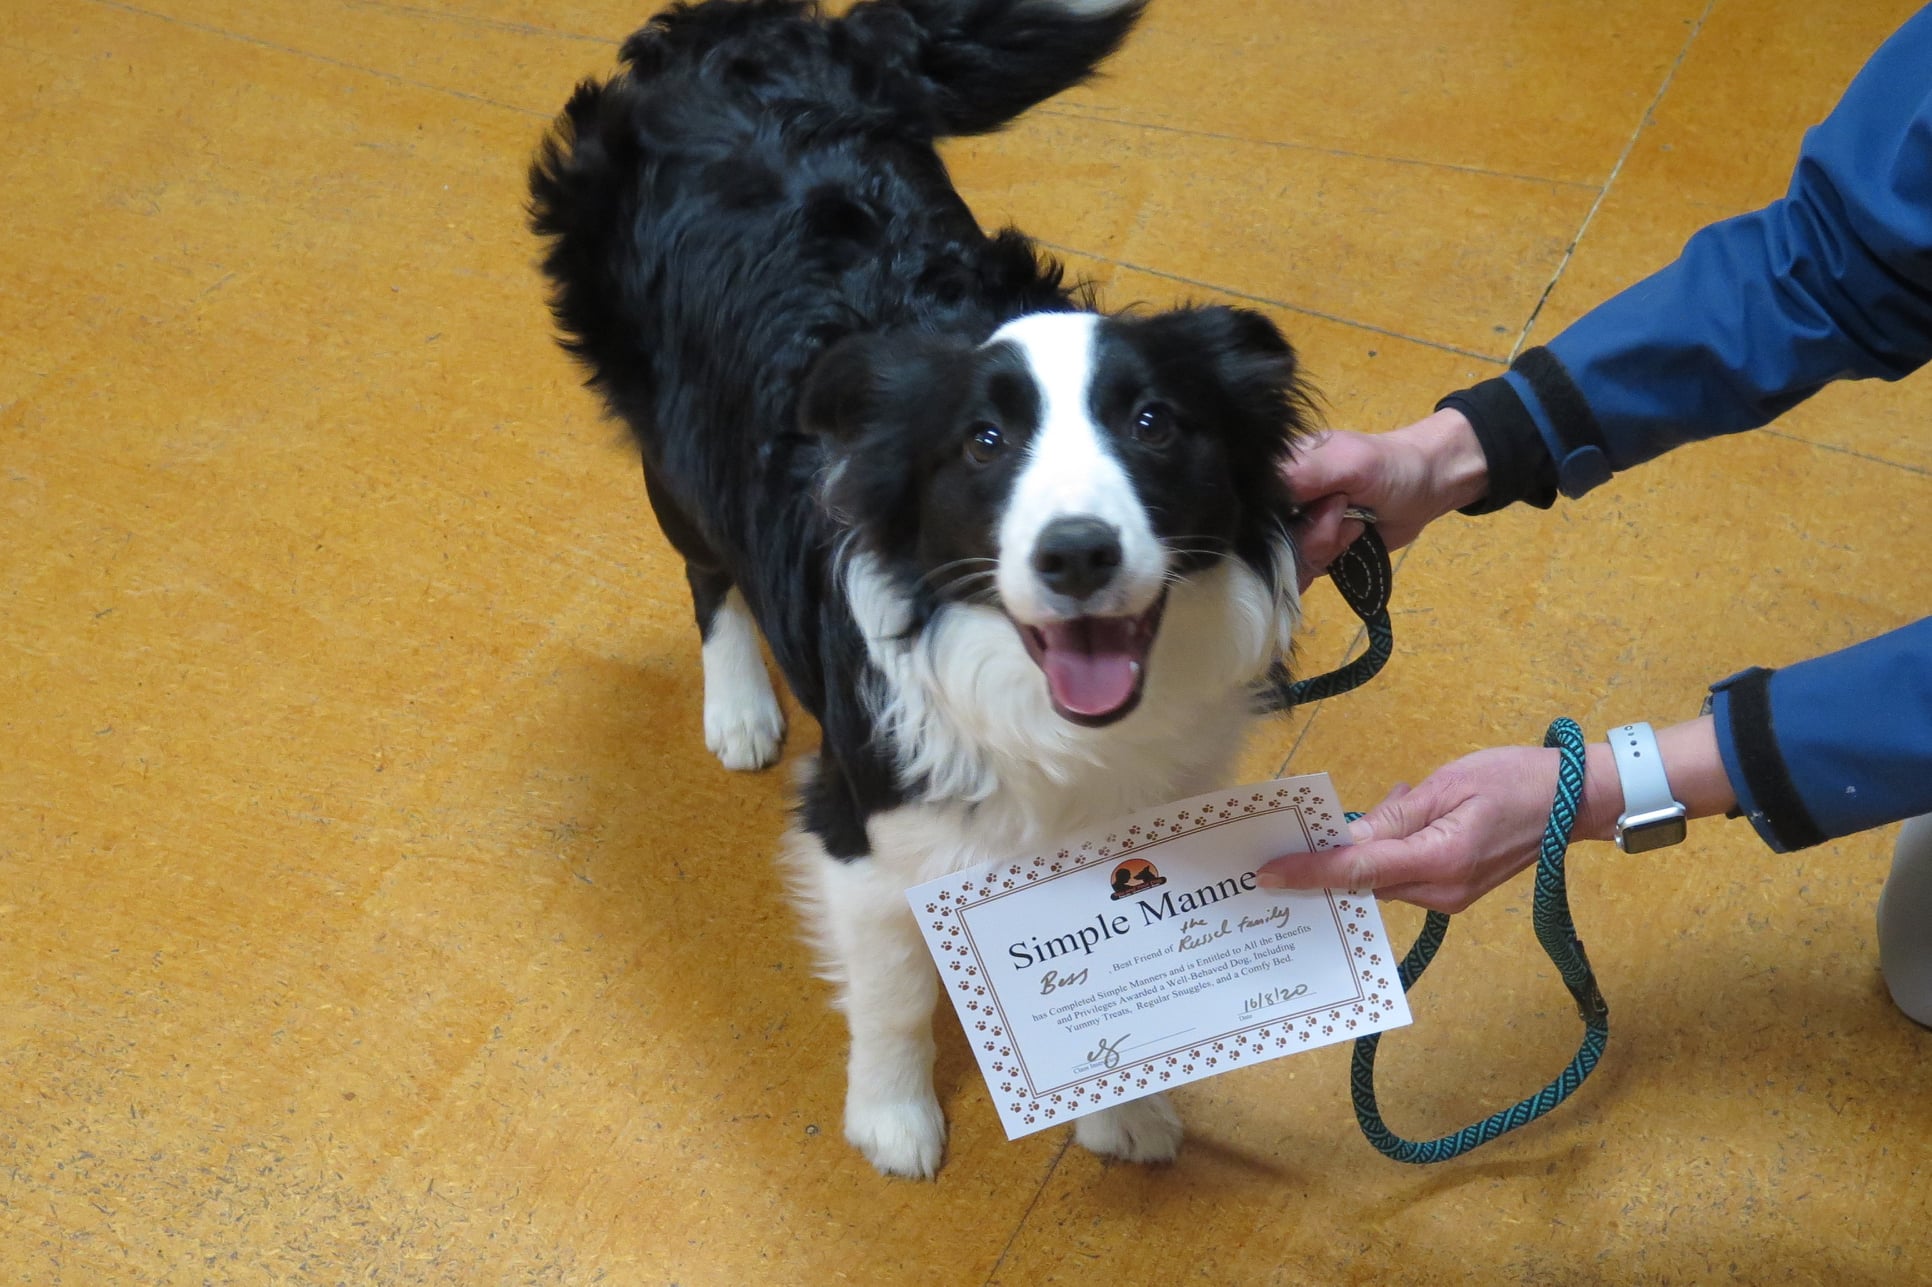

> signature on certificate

[
  {"left": 1082, "top": 1028, "right": 1192, "bottom": 1072},
  {"left": 1085, "top": 1034, "right": 1129, "bottom": 1069}
]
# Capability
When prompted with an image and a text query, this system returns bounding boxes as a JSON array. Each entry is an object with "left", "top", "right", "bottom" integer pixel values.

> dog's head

[{"left": 802, "top": 306, "right": 1312, "bottom": 727}]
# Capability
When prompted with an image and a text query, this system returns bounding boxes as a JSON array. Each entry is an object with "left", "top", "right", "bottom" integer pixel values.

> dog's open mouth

[{"left": 1016, "top": 594, "right": 1167, "bottom": 727}]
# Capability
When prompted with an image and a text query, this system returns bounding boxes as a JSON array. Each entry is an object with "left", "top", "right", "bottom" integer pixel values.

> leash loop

[
  {"left": 1347, "top": 718, "right": 1609, "bottom": 1164},
  {"left": 1271, "top": 518, "right": 1609, "bottom": 1163}
]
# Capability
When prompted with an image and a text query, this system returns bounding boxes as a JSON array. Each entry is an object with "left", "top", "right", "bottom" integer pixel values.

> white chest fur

[{"left": 843, "top": 548, "right": 1297, "bottom": 879}]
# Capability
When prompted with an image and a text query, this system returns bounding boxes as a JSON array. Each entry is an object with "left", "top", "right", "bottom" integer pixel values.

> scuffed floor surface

[{"left": 4, "top": 0, "right": 1930, "bottom": 1281}]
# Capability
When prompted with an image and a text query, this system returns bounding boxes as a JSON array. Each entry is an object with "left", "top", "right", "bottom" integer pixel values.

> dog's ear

[
  {"left": 1133, "top": 305, "right": 1313, "bottom": 442},
  {"left": 800, "top": 331, "right": 939, "bottom": 539},
  {"left": 1120, "top": 304, "right": 1315, "bottom": 542},
  {"left": 798, "top": 332, "right": 888, "bottom": 444},
  {"left": 799, "top": 330, "right": 971, "bottom": 445}
]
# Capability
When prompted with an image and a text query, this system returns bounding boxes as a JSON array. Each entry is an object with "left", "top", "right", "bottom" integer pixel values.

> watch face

[{"left": 1617, "top": 815, "right": 1688, "bottom": 854}]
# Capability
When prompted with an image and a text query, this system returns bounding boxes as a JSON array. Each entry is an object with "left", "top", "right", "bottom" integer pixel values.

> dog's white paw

[
  {"left": 700, "top": 587, "right": 786, "bottom": 771},
  {"left": 845, "top": 1093, "right": 947, "bottom": 1179},
  {"left": 703, "top": 692, "right": 785, "bottom": 771},
  {"left": 1074, "top": 1093, "right": 1183, "bottom": 1164}
]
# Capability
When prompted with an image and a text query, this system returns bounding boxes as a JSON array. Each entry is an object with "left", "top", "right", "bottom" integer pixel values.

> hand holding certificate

[{"left": 908, "top": 773, "right": 1412, "bottom": 1139}]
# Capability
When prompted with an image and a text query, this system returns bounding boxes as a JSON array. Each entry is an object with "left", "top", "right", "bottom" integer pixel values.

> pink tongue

[{"left": 1038, "top": 619, "right": 1141, "bottom": 717}]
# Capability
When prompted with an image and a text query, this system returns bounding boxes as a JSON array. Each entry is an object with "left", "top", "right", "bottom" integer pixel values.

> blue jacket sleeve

[
  {"left": 1708, "top": 621, "right": 1932, "bottom": 852},
  {"left": 1433, "top": 7, "right": 1932, "bottom": 851}
]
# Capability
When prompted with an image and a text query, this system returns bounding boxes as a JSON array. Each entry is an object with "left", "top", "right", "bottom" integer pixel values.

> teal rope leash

[
  {"left": 1282, "top": 610, "right": 1393, "bottom": 707},
  {"left": 1260, "top": 517, "right": 1395, "bottom": 714},
  {"left": 1266, "top": 519, "right": 1609, "bottom": 1164},
  {"left": 1347, "top": 718, "right": 1609, "bottom": 1164}
]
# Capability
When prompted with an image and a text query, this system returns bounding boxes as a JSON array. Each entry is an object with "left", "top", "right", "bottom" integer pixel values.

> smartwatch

[{"left": 1609, "top": 722, "right": 1688, "bottom": 853}]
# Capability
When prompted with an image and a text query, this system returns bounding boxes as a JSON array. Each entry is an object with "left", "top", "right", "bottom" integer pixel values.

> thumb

[
  {"left": 1256, "top": 782, "right": 1414, "bottom": 890},
  {"left": 1350, "top": 781, "right": 1414, "bottom": 843}
]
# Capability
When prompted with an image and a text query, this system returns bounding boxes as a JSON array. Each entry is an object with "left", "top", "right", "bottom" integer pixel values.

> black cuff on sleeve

[
  {"left": 1440, "top": 345, "right": 1620, "bottom": 514},
  {"left": 1436, "top": 378, "right": 1558, "bottom": 515},
  {"left": 1712, "top": 666, "right": 1826, "bottom": 851},
  {"left": 1512, "top": 346, "right": 1615, "bottom": 498}
]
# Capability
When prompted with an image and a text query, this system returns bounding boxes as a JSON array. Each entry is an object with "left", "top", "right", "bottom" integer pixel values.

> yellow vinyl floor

[{"left": 5, "top": 0, "right": 1931, "bottom": 1282}]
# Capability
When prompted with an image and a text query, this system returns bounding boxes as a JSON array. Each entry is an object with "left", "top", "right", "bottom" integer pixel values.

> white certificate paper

[{"left": 907, "top": 774, "right": 1412, "bottom": 1139}]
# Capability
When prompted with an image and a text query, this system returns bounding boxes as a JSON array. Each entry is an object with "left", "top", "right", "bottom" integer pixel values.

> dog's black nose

[{"left": 1032, "top": 516, "right": 1123, "bottom": 600}]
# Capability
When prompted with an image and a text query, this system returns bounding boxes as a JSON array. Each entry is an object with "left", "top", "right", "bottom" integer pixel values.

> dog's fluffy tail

[
  {"left": 617, "top": 0, "right": 1146, "bottom": 139},
  {"left": 846, "top": 0, "right": 1146, "bottom": 136}
]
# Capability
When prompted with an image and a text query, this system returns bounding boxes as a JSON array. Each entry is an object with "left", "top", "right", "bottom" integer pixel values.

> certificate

[{"left": 907, "top": 774, "right": 1413, "bottom": 1139}]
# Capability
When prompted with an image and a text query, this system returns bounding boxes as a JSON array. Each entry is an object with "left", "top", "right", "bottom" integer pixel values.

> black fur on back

[{"left": 528, "top": 0, "right": 1144, "bottom": 857}]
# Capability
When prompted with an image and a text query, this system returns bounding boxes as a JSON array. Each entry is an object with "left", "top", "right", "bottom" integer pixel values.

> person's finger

[
  {"left": 1297, "top": 492, "right": 1348, "bottom": 542},
  {"left": 1258, "top": 782, "right": 1430, "bottom": 891},
  {"left": 1258, "top": 831, "right": 1451, "bottom": 893},
  {"left": 1334, "top": 515, "right": 1366, "bottom": 557},
  {"left": 1377, "top": 844, "right": 1546, "bottom": 912},
  {"left": 1333, "top": 834, "right": 1459, "bottom": 890},
  {"left": 1280, "top": 429, "right": 1372, "bottom": 503},
  {"left": 1350, "top": 779, "right": 1432, "bottom": 845},
  {"left": 1289, "top": 494, "right": 1349, "bottom": 582},
  {"left": 1254, "top": 845, "right": 1366, "bottom": 891}
]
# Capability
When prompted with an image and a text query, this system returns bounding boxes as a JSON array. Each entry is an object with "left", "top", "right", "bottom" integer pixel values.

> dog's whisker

[
  {"left": 933, "top": 568, "right": 1000, "bottom": 601},
  {"left": 921, "top": 556, "right": 999, "bottom": 588}
]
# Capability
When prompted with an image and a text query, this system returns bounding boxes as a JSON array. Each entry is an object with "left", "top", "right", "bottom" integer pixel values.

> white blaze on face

[
  {"left": 986, "top": 312, "right": 1171, "bottom": 726},
  {"left": 990, "top": 312, "right": 1165, "bottom": 625}
]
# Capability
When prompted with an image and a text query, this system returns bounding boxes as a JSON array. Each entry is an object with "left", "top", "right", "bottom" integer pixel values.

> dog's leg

[
  {"left": 1074, "top": 1092, "right": 1184, "bottom": 1164},
  {"left": 692, "top": 572, "right": 786, "bottom": 771},
  {"left": 793, "top": 832, "right": 947, "bottom": 1178},
  {"left": 641, "top": 459, "right": 787, "bottom": 770}
]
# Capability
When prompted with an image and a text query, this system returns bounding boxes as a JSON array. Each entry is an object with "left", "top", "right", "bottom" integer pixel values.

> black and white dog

[{"left": 530, "top": 0, "right": 1314, "bottom": 1177}]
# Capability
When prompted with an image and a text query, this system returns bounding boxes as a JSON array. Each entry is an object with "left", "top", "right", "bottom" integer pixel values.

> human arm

[
  {"left": 1462, "top": 5, "right": 1932, "bottom": 507},
  {"left": 1256, "top": 717, "right": 1738, "bottom": 912},
  {"left": 1258, "top": 617, "right": 1932, "bottom": 909},
  {"left": 1281, "top": 11, "right": 1932, "bottom": 896},
  {"left": 1295, "top": 6, "right": 1932, "bottom": 568},
  {"left": 1711, "top": 618, "right": 1932, "bottom": 851}
]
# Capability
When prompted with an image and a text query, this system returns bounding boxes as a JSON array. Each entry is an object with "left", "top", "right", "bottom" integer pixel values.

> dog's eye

[
  {"left": 1132, "top": 403, "right": 1177, "bottom": 447},
  {"left": 965, "top": 422, "right": 1006, "bottom": 465}
]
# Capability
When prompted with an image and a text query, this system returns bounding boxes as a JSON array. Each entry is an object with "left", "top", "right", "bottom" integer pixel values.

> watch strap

[{"left": 1609, "top": 722, "right": 1676, "bottom": 819}]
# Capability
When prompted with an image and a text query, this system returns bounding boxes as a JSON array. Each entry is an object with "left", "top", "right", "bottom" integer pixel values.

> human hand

[
  {"left": 1255, "top": 745, "right": 1619, "bottom": 912},
  {"left": 1255, "top": 718, "right": 1736, "bottom": 913},
  {"left": 1285, "top": 408, "right": 1490, "bottom": 589}
]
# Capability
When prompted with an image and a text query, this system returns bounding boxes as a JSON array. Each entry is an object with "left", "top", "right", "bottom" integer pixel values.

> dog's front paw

[
  {"left": 845, "top": 1093, "right": 947, "bottom": 1179},
  {"left": 703, "top": 691, "right": 785, "bottom": 771},
  {"left": 1074, "top": 1093, "right": 1183, "bottom": 1164}
]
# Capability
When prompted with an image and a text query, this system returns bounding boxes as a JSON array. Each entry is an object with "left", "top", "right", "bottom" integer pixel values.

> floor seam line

[
  {"left": 1507, "top": 0, "right": 1720, "bottom": 362},
  {"left": 1763, "top": 428, "right": 1931, "bottom": 477},
  {"left": 1035, "top": 243, "right": 1509, "bottom": 364},
  {"left": 982, "top": 1133, "right": 1074, "bottom": 1285}
]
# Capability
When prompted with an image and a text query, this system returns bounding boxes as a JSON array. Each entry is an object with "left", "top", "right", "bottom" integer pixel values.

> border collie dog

[{"left": 531, "top": 0, "right": 1313, "bottom": 1177}]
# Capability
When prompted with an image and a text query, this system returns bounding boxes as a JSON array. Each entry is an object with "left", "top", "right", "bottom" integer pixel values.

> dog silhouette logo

[{"left": 1108, "top": 858, "right": 1167, "bottom": 900}]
